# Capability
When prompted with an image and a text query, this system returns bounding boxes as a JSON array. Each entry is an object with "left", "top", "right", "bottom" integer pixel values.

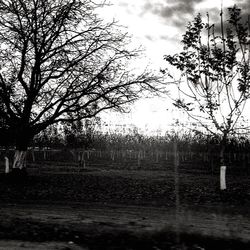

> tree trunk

[
  {"left": 12, "top": 150, "right": 27, "bottom": 169},
  {"left": 219, "top": 141, "right": 227, "bottom": 190},
  {"left": 220, "top": 143, "right": 226, "bottom": 166},
  {"left": 12, "top": 128, "right": 33, "bottom": 170},
  {"left": 4, "top": 157, "right": 10, "bottom": 173}
]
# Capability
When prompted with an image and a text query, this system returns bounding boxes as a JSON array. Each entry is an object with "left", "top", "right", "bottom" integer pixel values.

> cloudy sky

[
  {"left": 99, "top": 0, "right": 250, "bottom": 133},
  {"left": 102, "top": 0, "right": 249, "bottom": 67}
]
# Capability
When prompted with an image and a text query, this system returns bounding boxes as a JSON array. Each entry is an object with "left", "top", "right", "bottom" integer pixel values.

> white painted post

[
  {"left": 137, "top": 151, "right": 141, "bottom": 168},
  {"left": 4, "top": 157, "right": 9, "bottom": 174},
  {"left": 220, "top": 166, "right": 226, "bottom": 190},
  {"left": 82, "top": 151, "right": 86, "bottom": 169},
  {"left": 43, "top": 149, "right": 46, "bottom": 161},
  {"left": 31, "top": 149, "right": 35, "bottom": 162}
]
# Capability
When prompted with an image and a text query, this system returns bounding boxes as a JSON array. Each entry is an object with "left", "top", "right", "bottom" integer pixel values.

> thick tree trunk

[
  {"left": 12, "top": 150, "right": 27, "bottom": 169},
  {"left": 12, "top": 127, "right": 33, "bottom": 171}
]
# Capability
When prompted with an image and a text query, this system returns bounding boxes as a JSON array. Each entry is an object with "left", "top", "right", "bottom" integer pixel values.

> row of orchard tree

[
  {"left": 0, "top": 1, "right": 249, "bottom": 178},
  {"left": 2, "top": 118, "right": 250, "bottom": 160}
]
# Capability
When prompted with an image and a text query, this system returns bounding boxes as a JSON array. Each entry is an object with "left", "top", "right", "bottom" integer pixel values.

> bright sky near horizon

[{"left": 99, "top": 0, "right": 250, "bottom": 134}]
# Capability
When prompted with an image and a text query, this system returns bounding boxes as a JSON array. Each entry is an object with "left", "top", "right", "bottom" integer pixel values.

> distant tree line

[{"left": 2, "top": 121, "right": 250, "bottom": 155}]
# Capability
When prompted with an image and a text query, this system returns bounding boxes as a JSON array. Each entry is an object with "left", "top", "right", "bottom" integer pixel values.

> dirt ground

[
  {"left": 1, "top": 202, "right": 250, "bottom": 249},
  {"left": 1, "top": 168, "right": 250, "bottom": 249},
  {"left": 0, "top": 240, "right": 84, "bottom": 250}
]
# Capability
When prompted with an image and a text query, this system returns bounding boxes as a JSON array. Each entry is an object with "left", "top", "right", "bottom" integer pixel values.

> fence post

[
  {"left": 110, "top": 150, "right": 115, "bottom": 161},
  {"left": 43, "top": 149, "right": 46, "bottom": 161},
  {"left": 156, "top": 150, "right": 159, "bottom": 163},
  {"left": 210, "top": 153, "right": 214, "bottom": 175},
  {"left": 31, "top": 148, "right": 36, "bottom": 162},
  {"left": 81, "top": 151, "right": 86, "bottom": 169},
  {"left": 137, "top": 151, "right": 141, "bottom": 168}
]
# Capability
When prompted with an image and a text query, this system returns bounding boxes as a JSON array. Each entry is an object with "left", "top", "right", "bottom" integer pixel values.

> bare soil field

[
  {"left": 0, "top": 167, "right": 250, "bottom": 249},
  {"left": 0, "top": 240, "right": 84, "bottom": 250}
]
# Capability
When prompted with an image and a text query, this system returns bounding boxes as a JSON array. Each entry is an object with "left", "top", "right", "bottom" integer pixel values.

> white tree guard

[
  {"left": 4, "top": 157, "right": 9, "bottom": 174},
  {"left": 220, "top": 166, "right": 226, "bottom": 190},
  {"left": 12, "top": 150, "right": 27, "bottom": 169}
]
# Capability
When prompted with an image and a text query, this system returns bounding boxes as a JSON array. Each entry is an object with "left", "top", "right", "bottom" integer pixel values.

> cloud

[
  {"left": 235, "top": 0, "right": 250, "bottom": 9},
  {"left": 145, "top": 34, "right": 154, "bottom": 41},
  {"left": 111, "top": 0, "right": 250, "bottom": 57},
  {"left": 161, "top": 0, "right": 203, "bottom": 17},
  {"left": 159, "top": 35, "right": 170, "bottom": 40},
  {"left": 207, "top": 1, "right": 250, "bottom": 35},
  {"left": 141, "top": 0, "right": 205, "bottom": 28},
  {"left": 236, "top": 0, "right": 250, "bottom": 22},
  {"left": 141, "top": 0, "right": 250, "bottom": 30},
  {"left": 118, "top": 1, "right": 129, "bottom": 7}
]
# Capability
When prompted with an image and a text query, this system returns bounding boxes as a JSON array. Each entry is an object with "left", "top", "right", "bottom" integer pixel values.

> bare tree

[
  {"left": 164, "top": 6, "right": 250, "bottom": 188},
  {"left": 0, "top": 0, "right": 163, "bottom": 170}
]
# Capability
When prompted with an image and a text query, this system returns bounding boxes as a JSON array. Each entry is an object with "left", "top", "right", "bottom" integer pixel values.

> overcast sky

[
  {"left": 99, "top": 0, "right": 250, "bottom": 133},
  {"left": 101, "top": 0, "right": 249, "bottom": 68}
]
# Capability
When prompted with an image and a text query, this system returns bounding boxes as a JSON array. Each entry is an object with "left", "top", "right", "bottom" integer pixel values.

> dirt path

[
  {"left": 0, "top": 240, "right": 85, "bottom": 250},
  {"left": 1, "top": 202, "right": 250, "bottom": 244}
]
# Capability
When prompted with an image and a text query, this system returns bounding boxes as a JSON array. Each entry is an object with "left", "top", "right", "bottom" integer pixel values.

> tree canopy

[
  {"left": 164, "top": 6, "right": 250, "bottom": 164},
  {"left": 0, "top": 0, "right": 163, "bottom": 151},
  {"left": 165, "top": 6, "right": 250, "bottom": 140}
]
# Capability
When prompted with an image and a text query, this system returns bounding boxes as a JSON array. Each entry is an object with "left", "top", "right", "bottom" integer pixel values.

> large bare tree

[{"left": 0, "top": 0, "right": 163, "bottom": 170}]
